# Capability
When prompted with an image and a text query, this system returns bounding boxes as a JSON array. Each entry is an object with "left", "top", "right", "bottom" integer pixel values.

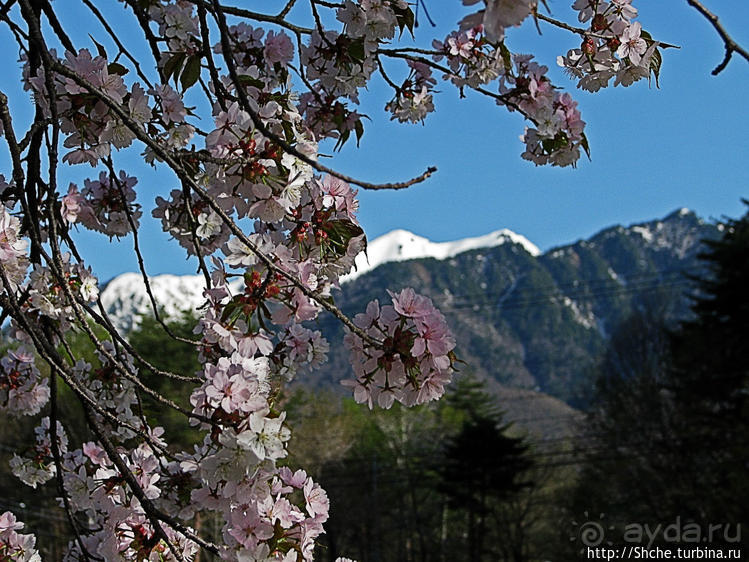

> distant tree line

[{"left": 569, "top": 205, "right": 749, "bottom": 553}]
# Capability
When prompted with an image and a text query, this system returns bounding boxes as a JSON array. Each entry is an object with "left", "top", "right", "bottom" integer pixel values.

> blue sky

[{"left": 0, "top": 1, "right": 747, "bottom": 282}]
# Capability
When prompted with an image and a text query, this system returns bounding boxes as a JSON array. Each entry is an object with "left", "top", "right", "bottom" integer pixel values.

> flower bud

[{"left": 581, "top": 37, "right": 597, "bottom": 56}]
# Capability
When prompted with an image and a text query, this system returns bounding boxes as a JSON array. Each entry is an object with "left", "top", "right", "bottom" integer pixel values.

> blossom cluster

[
  {"left": 23, "top": 47, "right": 189, "bottom": 168},
  {"left": 0, "top": 511, "right": 41, "bottom": 562},
  {"left": 459, "top": 0, "right": 535, "bottom": 42},
  {"left": 2, "top": 2, "right": 446, "bottom": 554},
  {"left": 0, "top": 348, "right": 49, "bottom": 418},
  {"left": 58, "top": 436, "right": 199, "bottom": 561},
  {"left": 10, "top": 417, "right": 66, "bottom": 489},
  {"left": 62, "top": 171, "right": 141, "bottom": 236},
  {"left": 24, "top": 254, "right": 99, "bottom": 327},
  {"left": 558, "top": 0, "right": 660, "bottom": 90},
  {"left": 501, "top": 55, "right": 587, "bottom": 167},
  {"left": 0, "top": 207, "right": 29, "bottom": 288},
  {"left": 149, "top": 0, "right": 200, "bottom": 54},
  {"left": 433, "top": 25, "right": 504, "bottom": 89},
  {"left": 433, "top": 26, "right": 587, "bottom": 166},
  {"left": 385, "top": 60, "right": 437, "bottom": 123},
  {"left": 343, "top": 288, "right": 456, "bottom": 409}
]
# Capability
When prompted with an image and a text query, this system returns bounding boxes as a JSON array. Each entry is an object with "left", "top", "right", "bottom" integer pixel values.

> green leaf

[
  {"left": 236, "top": 74, "right": 266, "bottom": 90},
  {"left": 580, "top": 132, "right": 591, "bottom": 160},
  {"left": 181, "top": 55, "right": 202, "bottom": 91},
  {"left": 107, "top": 62, "right": 129, "bottom": 76},
  {"left": 347, "top": 38, "right": 366, "bottom": 64},
  {"left": 323, "top": 220, "right": 365, "bottom": 253},
  {"left": 220, "top": 298, "right": 239, "bottom": 323},
  {"left": 163, "top": 52, "right": 186, "bottom": 85},
  {"left": 650, "top": 48, "right": 662, "bottom": 89},
  {"left": 393, "top": 5, "right": 415, "bottom": 38},
  {"left": 499, "top": 42, "right": 513, "bottom": 73},
  {"left": 333, "top": 129, "right": 350, "bottom": 151},
  {"left": 354, "top": 119, "right": 364, "bottom": 147}
]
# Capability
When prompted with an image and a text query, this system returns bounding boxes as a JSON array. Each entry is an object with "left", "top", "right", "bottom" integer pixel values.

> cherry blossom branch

[
  {"left": 376, "top": 53, "right": 401, "bottom": 92},
  {"left": 0, "top": 92, "right": 29, "bottom": 206},
  {"left": 22, "top": 4, "right": 212, "bottom": 436},
  {"left": 312, "top": 0, "right": 344, "bottom": 8},
  {"left": 277, "top": 0, "right": 298, "bottom": 18},
  {"left": 179, "top": 177, "right": 214, "bottom": 288},
  {"left": 47, "top": 60, "right": 385, "bottom": 348},
  {"left": 378, "top": 49, "right": 531, "bottom": 120},
  {"left": 121, "top": 0, "right": 167, "bottom": 82},
  {"left": 686, "top": 0, "right": 749, "bottom": 75},
  {"left": 197, "top": 1, "right": 229, "bottom": 112},
  {"left": 57, "top": 283, "right": 213, "bottom": 421},
  {"left": 0, "top": 265, "right": 161, "bottom": 447},
  {"left": 87, "top": 407, "right": 222, "bottom": 557},
  {"left": 18, "top": 116, "right": 54, "bottom": 151},
  {"left": 89, "top": 297, "right": 204, "bottom": 383},
  {"left": 43, "top": 222, "right": 203, "bottom": 385},
  {"left": 532, "top": 9, "right": 679, "bottom": 48},
  {"left": 0, "top": 0, "right": 17, "bottom": 18},
  {"left": 27, "top": 7, "right": 206, "bottom": 415},
  {"left": 533, "top": 9, "right": 601, "bottom": 37},
  {"left": 210, "top": 0, "right": 439, "bottom": 192},
  {"left": 39, "top": 0, "right": 76, "bottom": 53},
  {"left": 29, "top": 210, "right": 207, "bottom": 422},
  {"left": 0, "top": 3, "right": 29, "bottom": 44},
  {"left": 380, "top": 46, "right": 441, "bottom": 56}
]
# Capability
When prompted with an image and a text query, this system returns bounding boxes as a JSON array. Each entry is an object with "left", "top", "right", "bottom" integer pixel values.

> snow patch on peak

[
  {"left": 631, "top": 225, "right": 654, "bottom": 242},
  {"left": 343, "top": 228, "right": 540, "bottom": 282},
  {"left": 100, "top": 273, "right": 209, "bottom": 333}
]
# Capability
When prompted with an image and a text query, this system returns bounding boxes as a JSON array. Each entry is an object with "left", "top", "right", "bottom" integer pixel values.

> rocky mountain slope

[{"left": 313, "top": 208, "right": 721, "bottom": 405}]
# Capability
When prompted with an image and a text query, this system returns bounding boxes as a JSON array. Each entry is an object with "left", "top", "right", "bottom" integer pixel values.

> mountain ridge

[{"left": 101, "top": 208, "right": 721, "bottom": 406}]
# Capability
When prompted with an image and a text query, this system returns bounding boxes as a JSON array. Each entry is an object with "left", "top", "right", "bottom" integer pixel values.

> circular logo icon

[
  {"left": 578, "top": 520, "right": 605, "bottom": 547},
  {"left": 570, "top": 512, "right": 614, "bottom": 550}
]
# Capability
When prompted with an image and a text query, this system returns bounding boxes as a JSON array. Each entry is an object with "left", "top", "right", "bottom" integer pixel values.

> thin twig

[
  {"left": 81, "top": 0, "right": 155, "bottom": 89},
  {"left": 277, "top": 0, "right": 298, "bottom": 18},
  {"left": 532, "top": 10, "right": 679, "bottom": 49},
  {"left": 686, "top": 0, "right": 749, "bottom": 75},
  {"left": 197, "top": 1, "right": 228, "bottom": 111},
  {"left": 186, "top": 0, "right": 313, "bottom": 35},
  {"left": 39, "top": 0, "right": 75, "bottom": 52},
  {"left": 104, "top": 156, "right": 203, "bottom": 347}
]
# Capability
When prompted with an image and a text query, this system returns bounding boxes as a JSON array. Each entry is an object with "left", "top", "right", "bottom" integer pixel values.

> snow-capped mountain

[
  {"left": 100, "top": 273, "right": 209, "bottom": 333},
  {"left": 343, "top": 228, "right": 540, "bottom": 282},
  {"left": 100, "top": 227, "right": 539, "bottom": 332}
]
